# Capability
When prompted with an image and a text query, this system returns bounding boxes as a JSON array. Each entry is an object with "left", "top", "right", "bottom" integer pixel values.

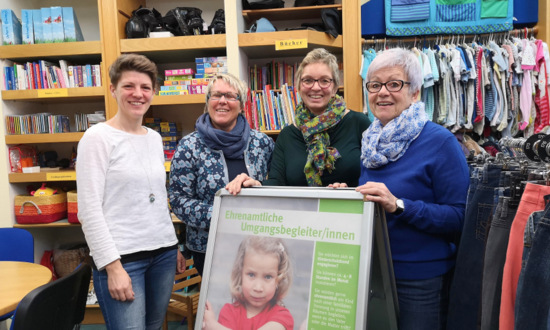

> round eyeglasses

[
  {"left": 300, "top": 78, "right": 334, "bottom": 89},
  {"left": 209, "top": 92, "right": 240, "bottom": 102},
  {"left": 365, "top": 80, "right": 411, "bottom": 93}
]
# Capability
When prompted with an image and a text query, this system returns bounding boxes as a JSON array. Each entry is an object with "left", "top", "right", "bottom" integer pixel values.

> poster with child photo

[{"left": 197, "top": 187, "right": 393, "bottom": 330}]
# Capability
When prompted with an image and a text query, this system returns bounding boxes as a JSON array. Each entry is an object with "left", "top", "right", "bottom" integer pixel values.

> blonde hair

[
  {"left": 295, "top": 48, "right": 340, "bottom": 94},
  {"left": 204, "top": 73, "right": 247, "bottom": 111},
  {"left": 229, "top": 236, "right": 293, "bottom": 307}
]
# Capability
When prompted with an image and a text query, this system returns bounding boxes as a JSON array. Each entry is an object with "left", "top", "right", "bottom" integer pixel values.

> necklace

[{"left": 128, "top": 133, "right": 156, "bottom": 203}]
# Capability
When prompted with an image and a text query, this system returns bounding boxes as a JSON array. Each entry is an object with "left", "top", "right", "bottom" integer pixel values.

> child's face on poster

[{"left": 241, "top": 251, "right": 279, "bottom": 316}]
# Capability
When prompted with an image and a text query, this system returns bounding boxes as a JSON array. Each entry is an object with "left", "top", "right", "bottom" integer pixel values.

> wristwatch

[{"left": 393, "top": 199, "right": 404, "bottom": 215}]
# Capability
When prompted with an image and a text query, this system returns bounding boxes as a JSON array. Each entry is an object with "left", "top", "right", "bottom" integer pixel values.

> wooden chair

[{"left": 163, "top": 258, "right": 202, "bottom": 330}]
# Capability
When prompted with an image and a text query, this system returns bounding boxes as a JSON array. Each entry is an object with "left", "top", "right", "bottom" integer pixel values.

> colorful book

[
  {"left": 62, "top": 7, "right": 84, "bottom": 42},
  {"left": 50, "top": 6, "right": 64, "bottom": 43},
  {"left": 1, "top": 9, "right": 22, "bottom": 45},
  {"left": 40, "top": 7, "right": 53, "bottom": 43},
  {"left": 32, "top": 9, "right": 43, "bottom": 43},
  {"left": 165, "top": 69, "right": 194, "bottom": 76},
  {"left": 21, "top": 9, "right": 34, "bottom": 44}
]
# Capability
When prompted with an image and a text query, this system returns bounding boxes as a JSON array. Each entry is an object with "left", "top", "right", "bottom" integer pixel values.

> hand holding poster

[{"left": 197, "top": 187, "right": 398, "bottom": 330}]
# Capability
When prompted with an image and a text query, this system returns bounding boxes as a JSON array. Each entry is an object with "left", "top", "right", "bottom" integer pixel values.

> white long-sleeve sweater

[{"left": 76, "top": 123, "right": 177, "bottom": 270}]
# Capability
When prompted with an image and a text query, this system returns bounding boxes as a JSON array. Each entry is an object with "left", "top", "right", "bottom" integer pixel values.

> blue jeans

[
  {"left": 515, "top": 199, "right": 550, "bottom": 329},
  {"left": 396, "top": 272, "right": 452, "bottom": 330},
  {"left": 448, "top": 164, "right": 502, "bottom": 330},
  {"left": 93, "top": 249, "right": 177, "bottom": 330},
  {"left": 481, "top": 195, "right": 517, "bottom": 330}
]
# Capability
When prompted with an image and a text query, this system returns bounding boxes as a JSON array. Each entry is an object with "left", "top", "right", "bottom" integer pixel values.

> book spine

[
  {"left": 50, "top": 6, "right": 64, "bottom": 43},
  {"left": 41, "top": 7, "right": 53, "bottom": 43},
  {"left": 21, "top": 9, "right": 34, "bottom": 44}
]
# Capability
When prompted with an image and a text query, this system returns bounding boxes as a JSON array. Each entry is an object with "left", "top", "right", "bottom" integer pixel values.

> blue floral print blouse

[{"left": 168, "top": 130, "right": 274, "bottom": 252}]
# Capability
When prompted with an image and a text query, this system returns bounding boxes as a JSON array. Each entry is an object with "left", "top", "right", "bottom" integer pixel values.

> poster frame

[{"left": 195, "top": 186, "right": 398, "bottom": 329}]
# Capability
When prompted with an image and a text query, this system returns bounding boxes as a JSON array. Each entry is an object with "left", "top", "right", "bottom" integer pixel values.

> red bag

[{"left": 40, "top": 250, "right": 58, "bottom": 280}]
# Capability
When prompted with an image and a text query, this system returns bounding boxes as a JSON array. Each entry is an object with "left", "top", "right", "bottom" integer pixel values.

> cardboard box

[
  {"left": 1, "top": 9, "right": 22, "bottom": 45},
  {"left": 21, "top": 9, "right": 34, "bottom": 44},
  {"left": 50, "top": 6, "right": 64, "bottom": 43},
  {"left": 40, "top": 7, "right": 53, "bottom": 43},
  {"left": 62, "top": 7, "right": 84, "bottom": 42}
]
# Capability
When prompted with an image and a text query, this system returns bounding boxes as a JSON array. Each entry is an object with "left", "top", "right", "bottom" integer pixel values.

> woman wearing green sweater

[{"left": 226, "top": 48, "right": 370, "bottom": 193}]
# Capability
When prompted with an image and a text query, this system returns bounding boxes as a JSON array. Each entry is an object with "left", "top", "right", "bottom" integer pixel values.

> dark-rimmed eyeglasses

[
  {"left": 300, "top": 78, "right": 334, "bottom": 89},
  {"left": 365, "top": 80, "right": 411, "bottom": 93},
  {"left": 209, "top": 92, "right": 240, "bottom": 102}
]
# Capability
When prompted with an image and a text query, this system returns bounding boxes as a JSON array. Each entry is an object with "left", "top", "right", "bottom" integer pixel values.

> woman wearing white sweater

[{"left": 77, "top": 54, "right": 185, "bottom": 330}]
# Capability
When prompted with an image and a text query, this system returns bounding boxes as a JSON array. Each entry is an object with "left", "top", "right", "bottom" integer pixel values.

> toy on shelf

[{"left": 30, "top": 183, "right": 58, "bottom": 196}]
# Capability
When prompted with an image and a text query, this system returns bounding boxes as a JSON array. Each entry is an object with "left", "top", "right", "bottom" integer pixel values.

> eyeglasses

[
  {"left": 209, "top": 92, "right": 240, "bottom": 102},
  {"left": 365, "top": 80, "right": 411, "bottom": 93},
  {"left": 300, "top": 78, "right": 334, "bottom": 89}
]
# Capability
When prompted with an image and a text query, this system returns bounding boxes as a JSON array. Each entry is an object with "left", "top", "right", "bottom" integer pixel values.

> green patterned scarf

[{"left": 295, "top": 95, "right": 346, "bottom": 186}]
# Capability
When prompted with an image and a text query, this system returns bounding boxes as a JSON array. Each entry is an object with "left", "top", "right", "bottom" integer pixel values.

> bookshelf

[{"left": 0, "top": 1, "right": 362, "bottom": 323}]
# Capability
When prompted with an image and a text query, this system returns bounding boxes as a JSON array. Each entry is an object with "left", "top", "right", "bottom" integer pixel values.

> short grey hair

[
  {"left": 367, "top": 48, "right": 423, "bottom": 95},
  {"left": 204, "top": 73, "right": 247, "bottom": 112},
  {"left": 295, "top": 48, "right": 340, "bottom": 93}
]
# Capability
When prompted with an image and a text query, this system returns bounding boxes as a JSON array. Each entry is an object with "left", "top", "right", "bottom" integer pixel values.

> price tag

[
  {"left": 38, "top": 89, "right": 69, "bottom": 98},
  {"left": 46, "top": 172, "right": 76, "bottom": 181},
  {"left": 275, "top": 39, "right": 308, "bottom": 51}
]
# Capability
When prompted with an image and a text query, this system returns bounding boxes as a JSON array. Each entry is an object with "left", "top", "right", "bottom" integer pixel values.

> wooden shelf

[
  {"left": 262, "top": 130, "right": 281, "bottom": 136},
  {"left": 0, "top": 41, "right": 102, "bottom": 62},
  {"left": 242, "top": 4, "right": 342, "bottom": 22},
  {"left": 13, "top": 217, "right": 182, "bottom": 228},
  {"left": 1, "top": 87, "right": 104, "bottom": 102},
  {"left": 239, "top": 30, "right": 342, "bottom": 59},
  {"left": 13, "top": 219, "right": 78, "bottom": 228},
  {"left": 120, "top": 35, "right": 227, "bottom": 63},
  {"left": 9, "top": 170, "right": 76, "bottom": 183},
  {"left": 5, "top": 132, "right": 84, "bottom": 144},
  {"left": 152, "top": 94, "right": 205, "bottom": 106}
]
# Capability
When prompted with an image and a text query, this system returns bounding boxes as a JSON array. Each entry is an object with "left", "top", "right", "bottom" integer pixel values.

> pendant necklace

[{"left": 129, "top": 134, "right": 156, "bottom": 203}]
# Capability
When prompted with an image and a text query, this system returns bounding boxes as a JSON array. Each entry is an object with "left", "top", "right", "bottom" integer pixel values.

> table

[{"left": 0, "top": 261, "right": 52, "bottom": 316}]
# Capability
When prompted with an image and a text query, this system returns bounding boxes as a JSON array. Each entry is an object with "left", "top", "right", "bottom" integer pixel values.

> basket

[
  {"left": 15, "top": 192, "right": 67, "bottom": 224},
  {"left": 67, "top": 190, "right": 79, "bottom": 224},
  {"left": 53, "top": 246, "right": 90, "bottom": 278}
]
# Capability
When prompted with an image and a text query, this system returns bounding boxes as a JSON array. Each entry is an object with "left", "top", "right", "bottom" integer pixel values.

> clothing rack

[
  {"left": 500, "top": 133, "right": 550, "bottom": 163},
  {"left": 361, "top": 27, "right": 539, "bottom": 49}
]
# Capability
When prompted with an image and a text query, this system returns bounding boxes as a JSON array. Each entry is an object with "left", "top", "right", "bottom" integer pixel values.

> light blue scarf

[{"left": 361, "top": 102, "right": 428, "bottom": 169}]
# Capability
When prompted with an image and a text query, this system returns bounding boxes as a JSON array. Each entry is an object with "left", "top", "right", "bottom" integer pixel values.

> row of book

[
  {"left": 248, "top": 61, "right": 298, "bottom": 92},
  {"left": 5, "top": 111, "right": 106, "bottom": 135},
  {"left": 75, "top": 112, "right": 105, "bottom": 132},
  {"left": 1, "top": 7, "right": 83, "bottom": 45},
  {"left": 144, "top": 118, "right": 181, "bottom": 160},
  {"left": 3, "top": 60, "right": 102, "bottom": 91},
  {"left": 243, "top": 84, "right": 302, "bottom": 131},
  {"left": 5, "top": 113, "right": 70, "bottom": 135}
]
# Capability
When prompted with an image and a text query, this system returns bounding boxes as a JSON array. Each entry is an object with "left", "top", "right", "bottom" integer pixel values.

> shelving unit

[
  {"left": 0, "top": 0, "right": 362, "bottom": 224},
  {"left": 0, "top": 0, "right": 361, "bottom": 323}
]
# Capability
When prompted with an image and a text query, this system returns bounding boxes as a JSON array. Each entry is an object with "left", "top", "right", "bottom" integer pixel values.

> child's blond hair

[{"left": 229, "top": 236, "right": 293, "bottom": 307}]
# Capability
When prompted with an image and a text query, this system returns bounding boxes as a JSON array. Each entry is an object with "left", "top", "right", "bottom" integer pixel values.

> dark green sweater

[{"left": 263, "top": 110, "right": 371, "bottom": 187}]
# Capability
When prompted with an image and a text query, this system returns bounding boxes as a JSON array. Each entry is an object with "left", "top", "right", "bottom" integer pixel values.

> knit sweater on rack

[{"left": 359, "top": 121, "right": 470, "bottom": 280}]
